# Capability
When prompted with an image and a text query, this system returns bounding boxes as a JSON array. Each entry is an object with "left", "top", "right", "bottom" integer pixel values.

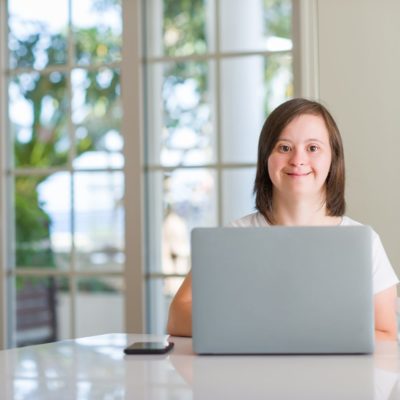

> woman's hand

[
  {"left": 375, "top": 285, "right": 398, "bottom": 341},
  {"left": 167, "top": 271, "right": 193, "bottom": 337}
]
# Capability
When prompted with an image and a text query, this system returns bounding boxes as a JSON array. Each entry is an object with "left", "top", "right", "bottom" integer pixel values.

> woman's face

[{"left": 267, "top": 113, "right": 332, "bottom": 198}]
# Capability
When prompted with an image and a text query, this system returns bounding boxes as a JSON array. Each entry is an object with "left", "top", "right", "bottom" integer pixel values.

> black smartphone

[{"left": 123, "top": 341, "right": 174, "bottom": 355}]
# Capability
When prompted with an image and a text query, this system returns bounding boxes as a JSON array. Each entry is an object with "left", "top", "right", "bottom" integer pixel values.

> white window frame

[
  {"left": 0, "top": 0, "right": 8, "bottom": 350},
  {"left": 122, "top": 0, "right": 145, "bottom": 333},
  {"left": 292, "top": 0, "right": 319, "bottom": 99}
]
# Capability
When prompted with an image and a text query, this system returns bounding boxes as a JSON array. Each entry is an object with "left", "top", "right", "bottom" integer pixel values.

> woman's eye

[
  {"left": 279, "top": 145, "right": 291, "bottom": 153},
  {"left": 308, "top": 145, "right": 319, "bottom": 152}
]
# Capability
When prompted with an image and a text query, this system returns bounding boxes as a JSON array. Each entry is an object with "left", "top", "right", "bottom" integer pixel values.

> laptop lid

[{"left": 191, "top": 226, "right": 374, "bottom": 354}]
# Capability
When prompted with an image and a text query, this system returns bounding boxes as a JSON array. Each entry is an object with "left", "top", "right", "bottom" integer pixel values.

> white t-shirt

[{"left": 229, "top": 212, "right": 399, "bottom": 295}]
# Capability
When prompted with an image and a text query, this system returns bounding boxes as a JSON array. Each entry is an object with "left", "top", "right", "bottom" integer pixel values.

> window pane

[
  {"left": 15, "top": 174, "right": 71, "bottom": 270},
  {"left": 145, "top": 0, "right": 214, "bottom": 57},
  {"left": 220, "top": 0, "right": 292, "bottom": 53},
  {"left": 147, "top": 277, "right": 184, "bottom": 334},
  {"left": 8, "top": 0, "right": 68, "bottom": 69},
  {"left": 76, "top": 276, "right": 124, "bottom": 337},
  {"left": 16, "top": 276, "right": 71, "bottom": 346},
  {"left": 146, "top": 61, "right": 215, "bottom": 167},
  {"left": 72, "top": 68, "right": 123, "bottom": 169},
  {"left": 73, "top": 172, "right": 124, "bottom": 271},
  {"left": 147, "top": 169, "right": 217, "bottom": 274},
  {"left": 56, "top": 277, "right": 72, "bottom": 341},
  {"left": 220, "top": 56, "right": 264, "bottom": 164},
  {"left": 37, "top": 172, "right": 72, "bottom": 270},
  {"left": 264, "top": 53, "right": 293, "bottom": 113},
  {"left": 221, "top": 54, "right": 293, "bottom": 163},
  {"left": 222, "top": 168, "right": 256, "bottom": 225},
  {"left": 72, "top": 0, "right": 122, "bottom": 65},
  {"left": 10, "top": 72, "right": 69, "bottom": 168}
]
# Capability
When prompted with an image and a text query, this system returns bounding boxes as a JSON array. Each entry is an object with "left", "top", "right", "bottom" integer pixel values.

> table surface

[{"left": 1, "top": 333, "right": 400, "bottom": 399}]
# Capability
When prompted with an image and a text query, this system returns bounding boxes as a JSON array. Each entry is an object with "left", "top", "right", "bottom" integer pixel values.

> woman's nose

[{"left": 289, "top": 149, "right": 306, "bottom": 166}]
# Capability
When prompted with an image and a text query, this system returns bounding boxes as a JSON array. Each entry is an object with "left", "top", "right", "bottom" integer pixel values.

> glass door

[{"left": 143, "top": 0, "right": 294, "bottom": 333}]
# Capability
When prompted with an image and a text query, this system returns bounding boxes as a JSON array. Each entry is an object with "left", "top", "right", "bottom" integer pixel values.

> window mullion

[
  {"left": 215, "top": 0, "right": 223, "bottom": 227},
  {"left": 144, "top": 49, "right": 292, "bottom": 64},
  {"left": 6, "top": 61, "right": 122, "bottom": 76},
  {"left": 0, "top": 0, "right": 9, "bottom": 350},
  {"left": 122, "top": 0, "right": 145, "bottom": 333},
  {"left": 67, "top": 0, "right": 77, "bottom": 340}
]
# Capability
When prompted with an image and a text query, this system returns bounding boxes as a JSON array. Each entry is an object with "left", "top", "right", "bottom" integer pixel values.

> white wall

[{"left": 316, "top": 0, "right": 400, "bottom": 276}]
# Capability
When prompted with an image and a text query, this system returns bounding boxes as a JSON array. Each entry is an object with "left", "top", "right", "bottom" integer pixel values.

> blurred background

[{"left": 3, "top": 0, "right": 398, "bottom": 349}]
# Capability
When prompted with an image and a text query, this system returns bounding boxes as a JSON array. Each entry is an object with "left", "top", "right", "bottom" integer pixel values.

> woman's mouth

[{"left": 285, "top": 171, "right": 312, "bottom": 177}]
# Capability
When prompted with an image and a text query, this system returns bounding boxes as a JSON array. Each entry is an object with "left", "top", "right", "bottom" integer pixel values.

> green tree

[
  {"left": 11, "top": 22, "right": 120, "bottom": 267},
  {"left": 264, "top": 0, "right": 292, "bottom": 39},
  {"left": 163, "top": 0, "right": 207, "bottom": 56}
]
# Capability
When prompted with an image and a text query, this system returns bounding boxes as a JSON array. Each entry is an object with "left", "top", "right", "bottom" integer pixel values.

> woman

[{"left": 167, "top": 98, "right": 399, "bottom": 340}]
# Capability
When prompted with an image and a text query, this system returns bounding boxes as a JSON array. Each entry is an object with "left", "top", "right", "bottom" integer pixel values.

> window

[
  {"left": 0, "top": 0, "right": 297, "bottom": 346},
  {"left": 1, "top": 0, "right": 127, "bottom": 347},
  {"left": 143, "top": 0, "right": 293, "bottom": 333}
]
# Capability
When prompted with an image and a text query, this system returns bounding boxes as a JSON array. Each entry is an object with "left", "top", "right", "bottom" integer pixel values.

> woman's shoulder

[
  {"left": 228, "top": 211, "right": 269, "bottom": 227},
  {"left": 341, "top": 215, "right": 381, "bottom": 241},
  {"left": 340, "top": 216, "right": 364, "bottom": 226},
  {"left": 342, "top": 217, "right": 399, "bottom": 292}
]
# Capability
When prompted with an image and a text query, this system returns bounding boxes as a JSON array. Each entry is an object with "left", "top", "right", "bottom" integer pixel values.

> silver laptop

[{"left": 191, "top": 226, "right": 374, "bottom": 354}]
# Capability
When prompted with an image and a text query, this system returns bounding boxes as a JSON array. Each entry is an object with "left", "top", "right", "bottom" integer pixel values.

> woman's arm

[
  {"left": 167, "top": 271, "right": 193, "bottom": 337},
  {"left": 375, "top": 285, "right": 398, "bottom": 341},
  {"left": 167, "top": 274, "right": 398, "bottom": 340}
]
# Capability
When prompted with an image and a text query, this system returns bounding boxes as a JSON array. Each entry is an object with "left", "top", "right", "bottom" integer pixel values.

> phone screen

[{"left": 124, "top": 341, "right": 174, "bottom": 355}]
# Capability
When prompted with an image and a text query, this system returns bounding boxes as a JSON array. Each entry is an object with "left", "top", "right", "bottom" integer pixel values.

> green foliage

[
  {"left": 264, "top": 54, "right": 293, "bottom": 116},
  {"left": 263, "top": 0, "right": 293, "bottom": 115},
  {"left": 12, "top": 32, "right": 69, "bottom": 268},
  {"left": 14, "top": 72, "right": 68, "bottom": 168},
  {"left": 163, "top": 0, "right": 207, "bottom": 56},
  {"left": 75, "top": 27, "right": 121, "bottom": 65},
  {"left": 15, "top": 176, "right": 55, "bottom": 267},
  {"left": 264, "top": 0, "right": 292, "bottom": 39},
  {"left": 15, "top": 177, "right": 50, "bottom": 242},
  {"left": 11, "top": 20, "right": 120, "bottom": 269}
]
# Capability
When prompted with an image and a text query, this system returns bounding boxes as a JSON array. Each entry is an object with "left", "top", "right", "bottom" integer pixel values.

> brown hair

[{"left": 254, "top": 98, "right": 346, "bottom": 224}]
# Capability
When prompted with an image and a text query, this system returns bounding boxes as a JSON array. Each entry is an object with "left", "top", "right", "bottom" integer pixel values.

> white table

[{"left": 0, "top": 333, "right": 399, "bottom": 399}]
